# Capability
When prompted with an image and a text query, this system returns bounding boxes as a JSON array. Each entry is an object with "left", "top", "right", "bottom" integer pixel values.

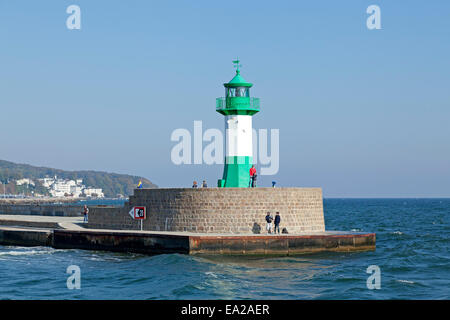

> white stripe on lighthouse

[{"left": 225, "top": 115, "right": 253, "bottom": 157}]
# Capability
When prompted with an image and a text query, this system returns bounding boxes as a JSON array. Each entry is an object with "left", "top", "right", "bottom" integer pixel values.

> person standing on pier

[
  {"left": 83, "top": 205, "right": 89, "bottom": 223},
  {"left": 249, "top": 165, "right": 257, "bottom": 188},
  {"left": 265, "top": 212, "right": 273, "bottom": 234},
  {"left": 202, "top": 180, "right": 208, "bottom": 188},
  {"left": 274, "top": 212, "right": 281, "bottom": 234}
]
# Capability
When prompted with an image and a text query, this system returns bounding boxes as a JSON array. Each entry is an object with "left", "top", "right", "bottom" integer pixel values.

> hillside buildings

[
  {"left": 16, "top": 178, "right": 35, "bottom": 186},
  {"left": 15, "top": 176, "right": 105, "bottom": 198}
]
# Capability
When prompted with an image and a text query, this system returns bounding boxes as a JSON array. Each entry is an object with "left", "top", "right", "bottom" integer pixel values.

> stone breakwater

[
  {"left": 0, "top": 198, "right": 78, "bottom": 205},
  {"left": 0, "top": 213, "right": 376, "bottom": 256},
  {"left": 0, "top": 204, "right": 83, "bottom": 217},
  {"left": 0, "top": 190, "right": 377, "bottom": 256},
  {"left": 88, "top": 188, "right": 326, "bottom": 234}
]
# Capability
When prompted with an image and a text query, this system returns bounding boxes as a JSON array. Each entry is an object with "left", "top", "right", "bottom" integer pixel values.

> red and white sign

[{"left": 128, "top": 206, "right": 146, "bottom": 220}]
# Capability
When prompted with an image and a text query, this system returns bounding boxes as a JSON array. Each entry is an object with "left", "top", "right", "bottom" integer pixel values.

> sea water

[{"left": 0, "top": 199, "right": 448, "bottom": 299}]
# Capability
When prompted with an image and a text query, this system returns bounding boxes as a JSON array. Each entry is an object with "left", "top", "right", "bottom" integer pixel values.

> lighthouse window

[{"left": 226, "top": 87, "right": 249, "bottom": 97}]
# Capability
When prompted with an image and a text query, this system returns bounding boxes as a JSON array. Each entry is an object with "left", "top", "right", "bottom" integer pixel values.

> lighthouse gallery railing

[{"left": 216, "top": 97, "right": 260, "bottom": 111}]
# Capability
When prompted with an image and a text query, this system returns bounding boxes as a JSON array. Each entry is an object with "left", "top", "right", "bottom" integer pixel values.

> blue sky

[{"left": 0, "top": 1, "right": 449, "bottom": 197}]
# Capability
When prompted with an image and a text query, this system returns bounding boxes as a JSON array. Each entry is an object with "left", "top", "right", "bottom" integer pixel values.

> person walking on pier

[
  {"left": 202, "top": 180, "right": 208, "bottom": 188},
  {"left": 83, "top": 205, "right": 89, "bottom": 223},
  {"left": 265, "top": 212, "right": 273, "bottom": 234},
  {"left": 249, "top": 165, "right": 257, "bottom": 188},
  {"left": 192, "top": 181, "right": 198, "bottom": 188},
  {"left": 274, "top": 212, "right": 281, "bottom": 234}
]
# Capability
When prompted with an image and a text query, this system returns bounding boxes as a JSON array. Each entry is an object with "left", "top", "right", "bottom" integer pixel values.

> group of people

[
  {"left": 265, "top": 212, "right": 281, "bottom": 234},
  {"left": 192, "top": 180, "right": 208, "bottom": 188},
  {"left": 191, "top": 165, "right": 259, "bottom": 188}
]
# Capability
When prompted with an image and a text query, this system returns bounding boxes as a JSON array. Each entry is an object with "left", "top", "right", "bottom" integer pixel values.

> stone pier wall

[
  {"left": 88, "top": 188, "right": 325, "bottom": 234},
  {"left": 0, "top": 204, "right": 83, "bottom": 217}
]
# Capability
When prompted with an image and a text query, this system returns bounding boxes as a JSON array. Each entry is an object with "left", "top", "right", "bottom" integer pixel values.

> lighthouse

[{"left": 217, "top": 60, "right": 260, "bottom": 188}]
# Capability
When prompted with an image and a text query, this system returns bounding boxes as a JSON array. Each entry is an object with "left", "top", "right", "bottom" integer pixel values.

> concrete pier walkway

[{"left": 0, "top": 215, "right": 375, "bottom": 256}]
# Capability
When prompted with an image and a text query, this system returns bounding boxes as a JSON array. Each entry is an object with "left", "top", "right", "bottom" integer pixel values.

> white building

[
  {"left": 35, "top": 176, "right": 104, "bottom": 198},
  {"left": 38, "top": 177, "right": 56, "bottom": 188},
  {"left": 16, "top": 178, "right": 35, "bottom": 186},
  {"left": 53, "top": 180, "right": 73, "bottom": 193},
  {"left": 83, "top": 188, "right": 104, "bottom": 198},
  {"left": 49, "top": 190, "right": 65, "bottom": 197},
  {"left": 48, "top": 179, "right": 85, "bottom": 197},
  {"left": 70, "top": 185, "right": 83, "bottom": 198}
]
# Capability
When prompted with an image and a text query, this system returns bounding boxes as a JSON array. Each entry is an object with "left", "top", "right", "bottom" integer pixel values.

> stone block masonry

[
  {"left": 88, "top": 188, "right": 325, "bottom": 234},
  {"left": 0, "top": 204, "right": 84, "bottom": 217}
]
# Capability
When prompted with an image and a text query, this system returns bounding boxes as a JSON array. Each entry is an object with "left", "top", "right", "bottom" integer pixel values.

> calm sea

[{"left": 0, "top": 199, "right": 448, "bottom": 299}]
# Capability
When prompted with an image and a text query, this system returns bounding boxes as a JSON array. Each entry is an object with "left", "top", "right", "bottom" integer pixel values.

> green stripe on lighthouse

[{"left": 222, "top": 156, "right": 253, "bottom": 188}]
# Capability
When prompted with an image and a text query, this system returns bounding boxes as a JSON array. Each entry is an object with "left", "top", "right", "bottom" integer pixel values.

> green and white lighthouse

[{"left": 217, "top": 60, "right": 260, "bottom": 188}]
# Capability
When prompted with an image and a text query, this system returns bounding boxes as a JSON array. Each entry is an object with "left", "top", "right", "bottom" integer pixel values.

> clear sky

[{"left": 1, "top": 1, "right": 449, "bottom": 197}]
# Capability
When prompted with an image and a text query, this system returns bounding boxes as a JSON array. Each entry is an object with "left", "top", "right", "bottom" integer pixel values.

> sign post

[{"left": 128, "top": 206, "right": 146, "bottom": 231}]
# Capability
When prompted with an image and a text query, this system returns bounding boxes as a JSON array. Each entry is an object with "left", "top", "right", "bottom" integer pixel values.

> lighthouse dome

[{"left": 224, "top": 70, "right": 253, "bottom": 88}]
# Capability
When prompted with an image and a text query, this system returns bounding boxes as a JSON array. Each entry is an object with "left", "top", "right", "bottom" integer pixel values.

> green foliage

[{"left": 0, "top": 159, "right": 157, "bottom": 197}]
